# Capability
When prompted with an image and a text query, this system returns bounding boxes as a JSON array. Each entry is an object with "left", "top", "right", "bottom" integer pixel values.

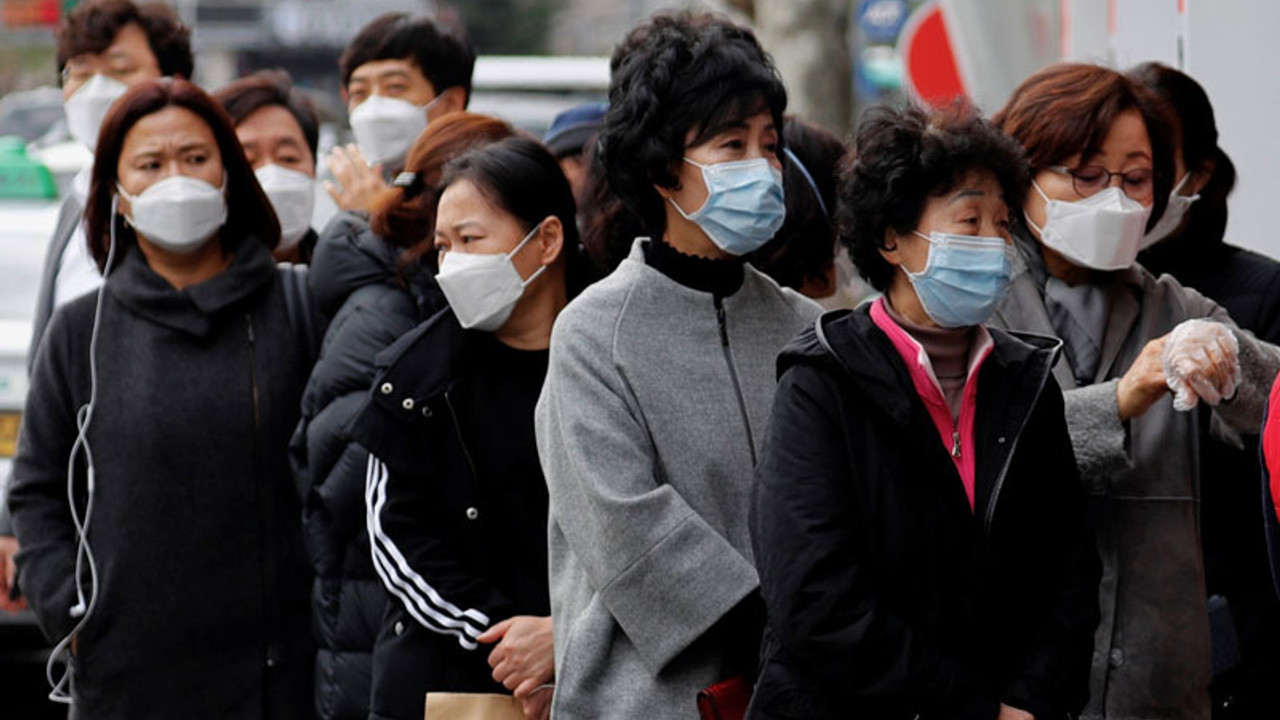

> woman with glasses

[{"left": 991, "top": 63, "right": 1280, "bottom": 720}]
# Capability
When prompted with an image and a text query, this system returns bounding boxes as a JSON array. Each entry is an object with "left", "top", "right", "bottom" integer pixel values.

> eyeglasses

[{"left": 1047, "top": 164, "right": 1154, "bottom": 201}]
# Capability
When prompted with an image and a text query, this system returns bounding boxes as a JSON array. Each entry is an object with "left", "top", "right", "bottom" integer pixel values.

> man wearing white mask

[
  {"left": 0, "top": 0, "right": 192, "bottom": 616},
  {"left": 216, "top": 70, "right": 322, "bottom": 264},
  {"left": 325, "top": 13, "right": 473, "bottom": 214}
]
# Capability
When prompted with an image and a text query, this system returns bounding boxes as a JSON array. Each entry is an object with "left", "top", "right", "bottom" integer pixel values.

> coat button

[
  {"left": 465, "top": 507, "right": 479, "bottom": 521},
  {"left": 997, "top": 436, "right": 1006, "bottom": 444},
  {"left": 421, "top": 406, "right": 433, "bottom": 419},
  {"left": 380, "top": 382, "right": 394, "bottom": 395},
  {"left": 401, "top": 398, "right": 415, "bottom": 411},
  {"left": 394, "top": 621, "right": 405, "bottom": 635},
  {"left": 1109, "top": 648, "right": 1125, "bottom": 667}
]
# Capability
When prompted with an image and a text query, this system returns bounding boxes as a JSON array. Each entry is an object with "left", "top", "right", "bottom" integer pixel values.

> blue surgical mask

[
  {"left": 906, "top": 231, "right": 1014, "bottom": 328},
  {"left": 670, "top": 157, "right": 786, "bottom": 256}
]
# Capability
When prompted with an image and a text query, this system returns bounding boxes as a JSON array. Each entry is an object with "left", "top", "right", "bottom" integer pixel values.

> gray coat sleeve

[
  {"left": 535, "top": 303, "right": 758, "bottom": 675},
  {"left": 1206, "top": 308, "right": 1280, "bottom": 434},
  {"left": 1062, "top": 380, "right": 1132, "bottom": 484},
  {"left": 0, "top": 494, "right": 13, "bottom": 536}
]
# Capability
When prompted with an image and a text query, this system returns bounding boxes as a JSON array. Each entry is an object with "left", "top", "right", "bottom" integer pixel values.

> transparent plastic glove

[{"left": 1162, "top": 319, "right": 1241, "bottom": 411}]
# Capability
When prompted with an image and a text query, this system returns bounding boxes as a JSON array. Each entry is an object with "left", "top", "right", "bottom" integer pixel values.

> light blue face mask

[
  {"left": 670, "top": 157, "right": 786, "bottom": 256},
  {"left": 906, "top": 230, "right": 1015, "bottom": 328}
]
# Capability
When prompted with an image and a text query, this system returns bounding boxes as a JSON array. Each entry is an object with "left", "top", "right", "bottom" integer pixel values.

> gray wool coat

[
  {"left": 990, "top": 237, "right": 1280, "bottom": 720},
  {"left": 535, "top": 240, "right": 820, "bottom": 720}
]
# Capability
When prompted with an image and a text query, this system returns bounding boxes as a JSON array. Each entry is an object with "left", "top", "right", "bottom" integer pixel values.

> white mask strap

[{"left": 510, "top": 221, "right": 551, "bottom": 285}]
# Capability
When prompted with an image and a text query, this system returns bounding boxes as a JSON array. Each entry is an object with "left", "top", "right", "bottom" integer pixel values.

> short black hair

[
  {"left": 339, "top": 13, "right": 476, "bottom": 104},
  {"left": 56, "top": 0, "right": 193, "bottom": 83},
  {"left": 214, "top": 69, "right": 320, "bottom": 159},
  {"left": 837, "top": 104, "right": 1029, "bottom": 292},
  {"left": 750, "top": 117, "right": 844, "bottom": 291},
  {"left": 599, "top": 12, "right": 787, "bottom": 240}
]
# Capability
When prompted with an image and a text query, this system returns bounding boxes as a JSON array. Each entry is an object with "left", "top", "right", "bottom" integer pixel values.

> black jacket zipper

[
  {"left": 715, "top": 296, "right": 757, "bottom": 465},
  {"left": 444, "top": 390, "right": 482, "bottom": 488},
  {"left": 246, "top": 314, "right": 282, "bottom": 668},
  {"left": 982, "top": 357, "right": 1055, "bottom": 535}
]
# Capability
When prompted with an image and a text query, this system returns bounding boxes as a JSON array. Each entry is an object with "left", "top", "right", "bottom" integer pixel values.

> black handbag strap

[{"left": 277, "top": 262, "right": 321, "bottom": 368}]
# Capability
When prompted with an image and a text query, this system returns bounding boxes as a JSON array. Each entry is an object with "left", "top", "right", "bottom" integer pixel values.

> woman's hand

[
  {"left": 477, "top": 615, "right": 555, "bottom": 698},
  {"left": 518, "top": 684, "right": 553, "bottom": 720},
  {"left": 0, "top": 536, "right": 26, "bottom": 612},
  {"left": 1117, "top": 335, "right": 1171, "bottom": 421},
  {"left": 323, "top": 143, "right": 388, "bottom": 213},
  {"left": 997, "top": 703, "right": 1035, "bottom": 720},
  {"left": 1162, "top": 319, "right": 1241, "bottom": 411}
]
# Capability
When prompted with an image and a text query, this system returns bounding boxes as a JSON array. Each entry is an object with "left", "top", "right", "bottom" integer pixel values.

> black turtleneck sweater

[{"left": 642, "top": 237, "right": 745, "bottom": 296}]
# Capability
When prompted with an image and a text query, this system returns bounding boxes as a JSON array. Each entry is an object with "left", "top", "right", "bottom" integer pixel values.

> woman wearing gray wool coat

[
  {"left": 534, "top": 12, "right": 820, "bottom": 720},
  {"left": 991, "top": 63, "right": 1280, "bottom": 720}
]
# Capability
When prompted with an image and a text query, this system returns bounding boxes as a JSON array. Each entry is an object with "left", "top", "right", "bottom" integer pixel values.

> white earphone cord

[{"left": 46, "top": 199, "right": 117, "bottom": 704}]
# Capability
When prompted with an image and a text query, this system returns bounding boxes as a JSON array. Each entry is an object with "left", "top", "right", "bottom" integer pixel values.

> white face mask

[
  {"left": 1025, "top": 180, "right": 1153, "bottom": 271},
  {"left": 348, "top": 94, "right": 443, "bottom": 166},
  {"left": 64, "top": 74, "right": 129, "bottom": 151},
  {"left": 1140, "top": 172, "right": 1201, "bottom": 250},
  {"left": 117, "top": 175, "right": 228, "bottom": 254},
  {"left": 436, "top": 223, "right": 548, "bottom": 332},
  {"left": 255, "top": 164, "right": 315, "bottom": 250}
]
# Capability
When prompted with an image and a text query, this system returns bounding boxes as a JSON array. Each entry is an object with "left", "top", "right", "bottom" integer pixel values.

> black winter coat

[
  {"left": 10, "top": 235, "right": 314, "bottom": 719},
  {"left": 348, "top": 309, "right": 551, "bottom": 720},
  {"left": 289, "top": 213, "right": 444, "bottom": 720},
  {"left": 749, "top": 308, "right": 1101, "bottom": 720}
]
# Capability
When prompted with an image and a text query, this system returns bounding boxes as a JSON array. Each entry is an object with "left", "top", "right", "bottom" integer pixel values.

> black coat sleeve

[
  {"left": 365, "top": 450, "right": 518, "bottom": 650},
  {"left": 996, "top": 376, "right": 1101, "bottom": 719},
  {"left": 752, "top": 362, "right": 998, "bottom": 717},
  {"left": 9, "top": 306, "right": 88, "bottom": 644}
]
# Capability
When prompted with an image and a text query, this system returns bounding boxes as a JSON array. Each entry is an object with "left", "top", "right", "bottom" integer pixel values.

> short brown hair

[
  {"left": 369, "top": 112, "right": 515, "bottom": 269},
  {"left": 85, "top": 78, "right": 281, "bottom": 271},
  {"left": 992, "top": 62, "right": 1175, "bottom": 227},
  {"left": 214, "top": 69, "right": 320, "bottom": 160},
  {"left": 56, "top": 0, "right": 193, "bottom": 83}
]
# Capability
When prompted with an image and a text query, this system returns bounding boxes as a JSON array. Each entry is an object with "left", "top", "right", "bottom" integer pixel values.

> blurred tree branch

[{"left": 754, "top": 0, "right": 853, "bottom": 136}]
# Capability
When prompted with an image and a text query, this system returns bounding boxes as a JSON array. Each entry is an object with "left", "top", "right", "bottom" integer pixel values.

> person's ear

[
  {"left": 1189, "top": 157, "right": 1217, "bottom": 195},
  {"left": 536, "top": 216, "right": 565, "bottom": 266},
  {"left": 431, "top": 86, "right": 467, "bottom": 118},
  {"left": 878, "top": 229, "right": 903, "bottom": 267}
]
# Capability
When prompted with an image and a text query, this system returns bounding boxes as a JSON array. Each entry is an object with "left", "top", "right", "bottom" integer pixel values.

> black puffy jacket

[
  {"left": 288, "top": 213, "right": 444, "bottom": 720},
  {"left": 749, "top": 308, "right": 1101, "bottom": 720}
]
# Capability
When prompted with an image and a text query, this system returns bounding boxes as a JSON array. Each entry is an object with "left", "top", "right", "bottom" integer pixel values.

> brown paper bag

[{"left": 423, "top": 692, "right": 524, "bottom": 720}]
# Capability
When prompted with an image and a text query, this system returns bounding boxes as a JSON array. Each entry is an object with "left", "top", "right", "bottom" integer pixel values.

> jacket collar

[
  {"left": 368, "top": 306, "right": 471, "bottom": 418},
  {"left": 106, "top": 234, "right": 276, "bottom": 337},
  {"left": 999, "top": 230, "right": 1141, "bottom": 388},
  {"left": 789, "top": 305, "right": 1063, "bottom": 428}
]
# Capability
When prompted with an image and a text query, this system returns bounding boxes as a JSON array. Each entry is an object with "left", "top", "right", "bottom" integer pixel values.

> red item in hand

[{"left": 697, "top": 676, "right": 752, "bottom": 720}]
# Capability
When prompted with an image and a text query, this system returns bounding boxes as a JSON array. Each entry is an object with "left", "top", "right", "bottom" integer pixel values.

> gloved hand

[{"left": 1162, "top": 319, "right": 1241, "bottom": 411}]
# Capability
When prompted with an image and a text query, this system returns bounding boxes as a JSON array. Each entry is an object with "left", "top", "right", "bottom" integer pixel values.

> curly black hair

[
  {"left": 599, "top": 12, "right": 787, "bottom": 240},
  {"left": 837, "top": 104, "right": 1029, "bottom": 292}
]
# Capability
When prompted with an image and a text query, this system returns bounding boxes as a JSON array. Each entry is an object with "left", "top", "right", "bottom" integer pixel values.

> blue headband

[{"left": 783, "top": 147, "right": 830, "bottom": 219}]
